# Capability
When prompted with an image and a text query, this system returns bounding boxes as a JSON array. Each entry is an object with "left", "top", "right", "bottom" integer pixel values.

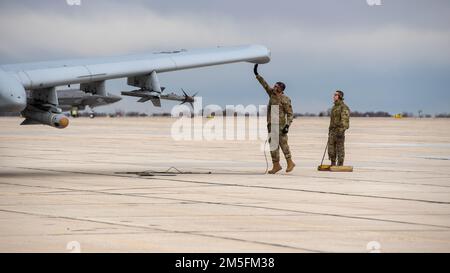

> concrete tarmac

[{"left": 0, "top": 117, "right": 449, "bottom": 252}]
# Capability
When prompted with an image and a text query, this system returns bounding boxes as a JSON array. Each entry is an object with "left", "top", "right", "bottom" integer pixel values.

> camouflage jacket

[
  {"left": 329, "top": 100, "right": 350, "bottom": 132},
  {"left": 256, "top": 75, "right": 294, "bottom": 128}
]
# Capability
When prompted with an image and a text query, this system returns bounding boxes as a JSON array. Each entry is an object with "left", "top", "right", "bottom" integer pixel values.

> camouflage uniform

[
  {"left": 328, "top": 100, "right": 350, "bottom": 166},
  {"left": 256, "top": 75, "right": 294, "bottom": 163}
]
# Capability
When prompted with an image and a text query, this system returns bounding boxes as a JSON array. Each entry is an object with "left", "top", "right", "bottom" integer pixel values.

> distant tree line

[
  {"left": 2, "top": 111, "right": 450, "bottom": 118},
  {"left": 310, "top": 111, "right": 392, "bottom": 117},
  {"left": 435, "top": 113, "right": 450, "bottom": 118},
  {"left": 350, "top": 111, "right": 392, "bottom": 117}
]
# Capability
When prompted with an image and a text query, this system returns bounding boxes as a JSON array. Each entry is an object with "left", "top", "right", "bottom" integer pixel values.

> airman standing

[
  {"left": 254, "top": 64, "right": 295, "bottom": 174},
  {"left": 328, "top": 90, "right": 350, "bottom": 166}
]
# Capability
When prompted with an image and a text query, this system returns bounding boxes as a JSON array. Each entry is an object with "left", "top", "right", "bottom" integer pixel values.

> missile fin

[
  {"left": 137, "top": 97, "right": 151, "bottom": 103},
  {"left": 20, "top": 119, "right": 40, "bottom": 125},
  {"left": 150, "top": 97, "right": 161, "bottom": 107}
]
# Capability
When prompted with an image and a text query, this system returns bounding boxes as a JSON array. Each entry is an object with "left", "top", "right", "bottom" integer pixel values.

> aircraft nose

[
  {"left": 0, "top": 71, "right": 27, "bottom": 112},
  {"left": 0, "top": 91, "right": 26, "bottom": 112},
  {"left": 11, "top": 92, "right": 26, "bottom": 110}
]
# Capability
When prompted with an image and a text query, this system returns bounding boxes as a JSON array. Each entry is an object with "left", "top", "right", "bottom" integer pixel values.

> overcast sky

[{"left": 0, "top": 0, "right": 449, "bottom": 115}]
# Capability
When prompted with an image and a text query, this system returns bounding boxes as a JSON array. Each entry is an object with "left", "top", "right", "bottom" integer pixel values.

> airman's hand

[{"left": 253, "top": 64, "right": 259, "bottom": 76}]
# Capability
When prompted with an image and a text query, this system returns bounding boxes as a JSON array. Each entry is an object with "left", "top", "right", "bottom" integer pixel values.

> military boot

[
  {"left": 331, "top": 160, "right": 336, "bottom": 166},
  {"left": 268, "top": 162, "right": 282, "bottom": 174},
  {"left": 286, "top": 158, "right": 296, "bottom": 173},
  {"left": 337, "top": 160, "right": 344, "bottom": 166}
]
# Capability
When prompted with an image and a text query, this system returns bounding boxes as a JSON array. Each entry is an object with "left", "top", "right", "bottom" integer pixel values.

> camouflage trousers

[
  {"left": 328, "top": 129, "right": 345, "bottom": 165},
  {"left": 268, "top": 123, "right": 292, "bottom": 163}
]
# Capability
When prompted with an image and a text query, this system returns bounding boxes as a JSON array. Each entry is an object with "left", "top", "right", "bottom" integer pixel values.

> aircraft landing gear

[{"left": 70, "top": 107, "right": 79, "bottom": 118}]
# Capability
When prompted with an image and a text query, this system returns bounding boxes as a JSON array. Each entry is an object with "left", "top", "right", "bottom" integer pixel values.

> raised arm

[{"left": 254, "top": 64, "right": 273, "bottom": 96}]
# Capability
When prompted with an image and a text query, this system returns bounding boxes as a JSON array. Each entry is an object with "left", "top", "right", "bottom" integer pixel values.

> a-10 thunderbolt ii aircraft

[{"left": 0, "top": 45, "right": 270, "bottom": 128}]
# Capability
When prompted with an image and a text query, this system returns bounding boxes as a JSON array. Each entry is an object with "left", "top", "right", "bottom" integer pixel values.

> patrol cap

[
  {"left": 336, "top": 90, "right": 344, "bottom": 99},
  {"left": 276, "top": 82, "right": 286, "bottom": 91}
]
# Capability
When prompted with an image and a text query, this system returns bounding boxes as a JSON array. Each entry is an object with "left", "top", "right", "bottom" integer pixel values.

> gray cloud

[{"left": 0, "top": 0, "right": 449, "bottom": 114}]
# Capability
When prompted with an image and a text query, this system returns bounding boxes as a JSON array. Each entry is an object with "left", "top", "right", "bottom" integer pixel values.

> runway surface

[{"left": 0, "top": 117, "right": 449, "bottom": 252}]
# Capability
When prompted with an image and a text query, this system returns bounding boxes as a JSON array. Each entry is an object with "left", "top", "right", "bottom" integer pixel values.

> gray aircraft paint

[
  {"left": 56, "top": 89, "right": 121, "bottom": 111},
  {"left": 0, "top": 44, "right": 270, "bottom": 128},
  {"left": 1, "top": 45, "right": 270, "bottom": 90}
]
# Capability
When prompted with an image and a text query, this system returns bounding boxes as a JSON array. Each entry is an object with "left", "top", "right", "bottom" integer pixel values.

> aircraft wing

[
  {"left": 0, "top": 44, "right": 270, "bottom": 128},
  {"left": 1, "top": 44, "right": 270, "bottom": 90}
]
